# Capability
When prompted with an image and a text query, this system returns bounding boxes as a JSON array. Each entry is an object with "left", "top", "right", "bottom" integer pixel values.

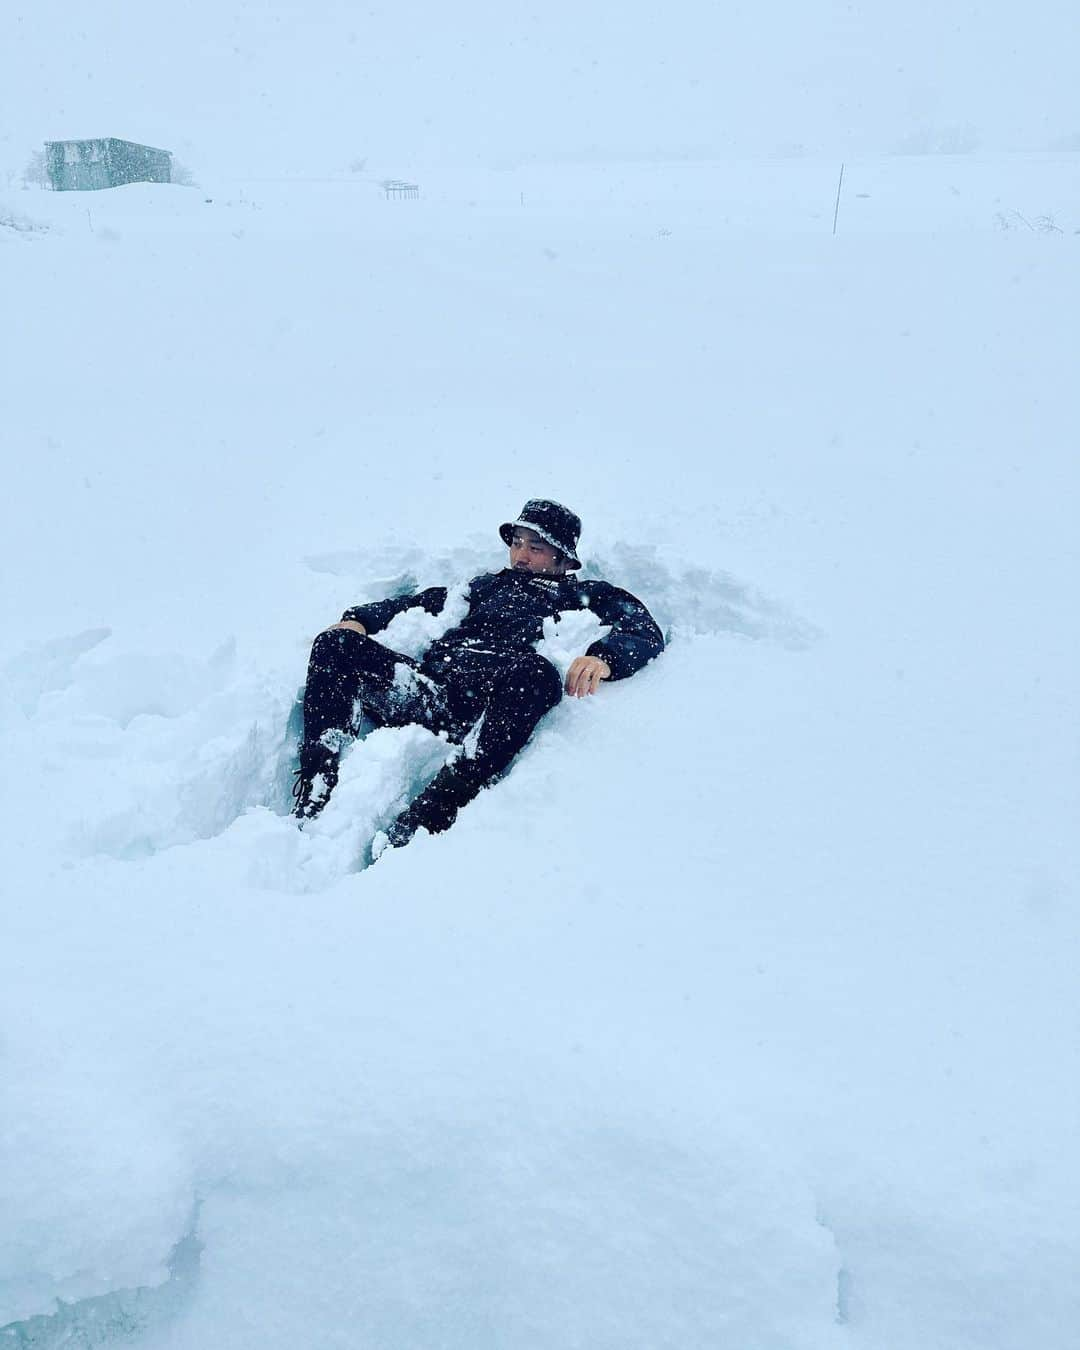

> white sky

[{"left": 3, "top": 1, "right": 1079, "bottom": 177}]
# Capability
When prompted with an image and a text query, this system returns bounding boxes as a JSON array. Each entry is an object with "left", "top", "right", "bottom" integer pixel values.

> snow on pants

[{"left": 301, "top": 627, "right": 563, "bottom": 794}]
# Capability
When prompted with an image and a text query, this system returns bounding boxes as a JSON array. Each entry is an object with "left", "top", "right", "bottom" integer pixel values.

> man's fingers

[
  {"left": 564, "top": 657, "right": 608, "bottom": 697},
  {"left": 566, "top": 659, "right": 585, "bottom": 697}
]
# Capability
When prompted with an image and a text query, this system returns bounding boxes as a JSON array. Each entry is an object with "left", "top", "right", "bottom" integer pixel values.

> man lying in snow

[{"left": 293, "top": 499, "right": 664, "bottom": 850}]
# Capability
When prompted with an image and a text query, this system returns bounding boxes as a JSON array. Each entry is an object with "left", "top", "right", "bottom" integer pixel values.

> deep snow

[{"left": 2, "top": 156, "right": 1079, "bottom": 1349}]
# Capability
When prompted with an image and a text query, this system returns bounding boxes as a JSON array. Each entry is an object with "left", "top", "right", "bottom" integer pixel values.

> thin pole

[{"left": 832, "top": 163, "right": 845, "bottom": 236}]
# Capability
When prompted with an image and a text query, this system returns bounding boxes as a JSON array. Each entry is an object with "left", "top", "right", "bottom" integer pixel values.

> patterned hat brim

[{"left": 499, "top": 518, "right": 581, "bottom": 568}]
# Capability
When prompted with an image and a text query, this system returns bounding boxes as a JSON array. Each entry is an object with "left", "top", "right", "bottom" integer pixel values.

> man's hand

[
  {"left": 565, "top": 655, "right": 611, "bottom": 698},
  {"left": 329, "top": 620, "right": 367, "bottom": 636}
]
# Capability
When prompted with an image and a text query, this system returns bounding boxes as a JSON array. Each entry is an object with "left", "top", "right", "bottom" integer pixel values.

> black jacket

[{"left": 343, "top": 569, "right": 664, "bottom": 698}]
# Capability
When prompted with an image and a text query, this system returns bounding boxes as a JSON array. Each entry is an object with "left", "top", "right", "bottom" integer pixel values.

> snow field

[{"left": 2, "top": 161, "right": 1079, "bottom": 1348}]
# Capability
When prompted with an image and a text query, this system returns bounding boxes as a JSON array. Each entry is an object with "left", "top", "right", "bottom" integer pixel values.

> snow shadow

[
  {"left": 0, "top": 1226, "right": 200, "bottom": 1349},
  {"left": 4, "top": 626, "right": 113, "bottom": 715}
]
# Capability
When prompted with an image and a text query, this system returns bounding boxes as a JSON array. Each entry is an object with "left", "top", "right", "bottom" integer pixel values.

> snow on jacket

[{"left": 342, "top": 569, "right": 664, "bottom": 698}]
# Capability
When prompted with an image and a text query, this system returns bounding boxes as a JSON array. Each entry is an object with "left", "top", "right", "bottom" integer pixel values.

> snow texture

[{"left": 2, "top": 149, "right": 1079, "bottom": 1350}]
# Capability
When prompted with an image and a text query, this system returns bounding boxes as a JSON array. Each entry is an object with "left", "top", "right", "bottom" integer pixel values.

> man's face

[{"left": 509, "top": 527, "right": 566, "bottom": 575}]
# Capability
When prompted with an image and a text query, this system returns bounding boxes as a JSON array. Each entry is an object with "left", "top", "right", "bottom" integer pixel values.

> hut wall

[{"left": 106, "top": 139, "right": 172, "bottom": 186}]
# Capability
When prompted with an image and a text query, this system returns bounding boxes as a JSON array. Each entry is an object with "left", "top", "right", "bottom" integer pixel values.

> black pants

[{"left": 301, "top": 629, "right": 562, "bottom": 830}]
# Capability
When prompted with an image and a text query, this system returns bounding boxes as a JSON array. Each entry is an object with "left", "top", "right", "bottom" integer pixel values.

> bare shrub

[
  {"left": 170, "top": 159, "right": 198, "bottom": 187},
  {"left": 22, "top": 150, "right": 49, "bottom": 189}
]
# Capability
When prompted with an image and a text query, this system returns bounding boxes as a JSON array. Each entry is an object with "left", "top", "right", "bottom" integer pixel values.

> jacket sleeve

[
  {"left": 341, "top": 586, "right": 448, "bottom": 635},
  {"left": 580, "top": 582, "right": 665, "bottom": 681}
]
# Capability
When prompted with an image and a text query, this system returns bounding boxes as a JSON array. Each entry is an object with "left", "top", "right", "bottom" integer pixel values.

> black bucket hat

[{"left": 500, "top": 499, "right": 582, "bottom": 569}]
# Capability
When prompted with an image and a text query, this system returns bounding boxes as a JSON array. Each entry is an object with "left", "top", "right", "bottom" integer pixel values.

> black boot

[
  {"left": 292, "top": 740, "right": 341, "bottom": 820},
  {"left": 381, "top": 757, "right": 487, "bottom": 850}
]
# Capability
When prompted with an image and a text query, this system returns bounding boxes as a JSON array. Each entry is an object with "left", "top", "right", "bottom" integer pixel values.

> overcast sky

[{"left": 4, "top": 1, "right": 1078, "bottom": 178}]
